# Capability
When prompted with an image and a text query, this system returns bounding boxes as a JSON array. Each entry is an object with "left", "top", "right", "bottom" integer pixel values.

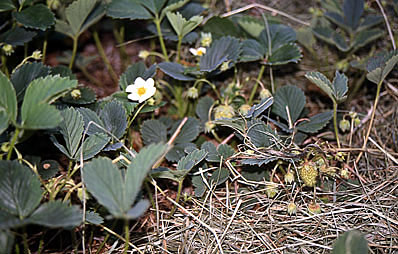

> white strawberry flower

[
  {"left": 126, "top": 77, "right": 156, "bottom": 103},
  {"left": 189, "top": 47, "right": 206, "bottom": 56}
]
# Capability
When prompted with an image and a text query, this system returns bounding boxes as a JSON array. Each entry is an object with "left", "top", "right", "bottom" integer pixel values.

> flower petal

[
  {"left": 126, "top": 84, "right": 135, "bottom": 93},
  {"left": 134, "top": 77, "right": 146, "bottom": 86},
  {"left": 189, "top": 48, "right": 197, "bottom": 55},
  {"left": 127, "top": 93, "right": 140, "bottom": 101},
  {"left": 146, "top": 78, "right": 154, "bottom": 87}
]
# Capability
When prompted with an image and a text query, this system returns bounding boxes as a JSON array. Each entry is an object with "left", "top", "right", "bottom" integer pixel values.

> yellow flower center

[
  {"left": 197, "top": 50, "right": 204, "bottom": 56},
  {"left": 138, "top": 87, "right": 146, "bottom": 96}
]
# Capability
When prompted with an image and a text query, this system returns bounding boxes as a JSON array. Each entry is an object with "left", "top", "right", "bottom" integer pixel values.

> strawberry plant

[{"left": 0, "top": 0, "right": 397, "bottom": 253}]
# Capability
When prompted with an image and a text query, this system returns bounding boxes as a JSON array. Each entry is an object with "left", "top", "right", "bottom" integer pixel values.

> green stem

[
  {"left": 37, "top": 237, "right": 44, "bottom": 254},
  {"left": 42, "top": 33, "right": 48, "bottom": 64},
  {"left": 169, "top": 179, "right": 184, "bottom": 217},
  {"left": 127, "top": 102, "right": 146, "bottom": 129},
  {"left": 113, "top": 23, "right": 130, "bottom": 69},
  {"left": 69, "top": 36, "right": 79, "bottom": 69},
  {"left": 22, "top": 228, "right": 29, "bottom": 254},
  {"left": 1, "top": 55, "right": 9, "bottom": 77},
  {"left": 124, "top": 219, "right": 130, "bottom": 254},
  {"left": 92, "top": 29, "right": 119, "bottom": 84},
  {"left": 269, "top": 66, "right": 275, "bottom": 94},
  {"left": 176, "top": 35, "right": 183, "bottom": 63},
  {"left": 144, "top": 181, "right": 156, "bottom": 209},
  {"left": 362, "top": 80, "right": 383, "bottom": 150},
  {"left": 7, "top": 128, "right": 20, "bottom": 160},
  {"left": 154, "top": 17, "right": 169, "bottom": 61},
  {"left": 248, "top": 64, "right": 265, "bottom": 105},
  {"left": 333, "top": 101, "right": 341, "bottom": 148}
]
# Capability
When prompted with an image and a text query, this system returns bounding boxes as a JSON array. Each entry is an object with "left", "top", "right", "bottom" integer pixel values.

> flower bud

[
  {"left": 138, "top": 50, "right": 150, "bottom": 60},
  {"left": 187, "top": 87, "right": 198, "bottom": 99},
  {"left": 200, "top": 32, "right": 212, "bottom": 47},
  {"left": 32, "top": 50, "right": 42, "bottom": 60},
  {"left": 239, "top": 104, "right": 251, "bottom": 115},
  {"left": 354, "top": 117, "right": 361, "bottom": 127},
  {"left": 339, "top": 119, "right": 350, "bottom": 132},
  {"left": 204, "top": 121, "right": 215, "bottom": 133},
  {"left": 1, "top": 142, "right": 10, "bottom": 153},
  {"left": 340, "top": 168, "right": 350, "bottom": 179},
  {"left": 70, "top": 89, "right": 82, "bottom": 100},
  {"left": 287, "top": 202, "right": 297, "bottom": 215},
  {"left": 259, "top": 88, "right": 272, "bottom": 99},
  {"left": 220, "top": 61, "right": 229, "bottom": 72},
  {"left": 284, "top": 171, "right": 295, "bottom": 184},
  {"left": 2, "top": 44, "right": 14, "bottom": 56},
  {"left": 266, "top": 182, "right": 278, "bottom": 198}
]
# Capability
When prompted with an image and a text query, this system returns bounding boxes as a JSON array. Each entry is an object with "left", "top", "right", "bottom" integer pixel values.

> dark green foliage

[
  {"left": 272, "top": 85, "right": 306, "bottom": 123},
  {"left": 313, "top": 0, "right": 383, "bottom": 52},
  {"left": 83, "top": 143, "right": 167, "bottom": 218},
  {"left": 366, "top": 50, "right": 398, "bottom": 85},
  {"left": 332, "top": 230, "right": 368, "bottom": 254},
  {"left": 13, "top": 4, "right": 55, "bottom": 31}
]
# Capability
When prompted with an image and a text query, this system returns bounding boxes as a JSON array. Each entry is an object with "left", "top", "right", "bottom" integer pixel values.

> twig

[
  {"left": 221, "top": 3, "right": 310, "bottom": 26},
  {"left": 151, "top": 179, "right": 225, "bottom": 254},
  {"left": 368, "top": 137, "right": 398, "bottom": 164},
  {"left": 375, "top": 0, "right": 396, "bottom": 50}
]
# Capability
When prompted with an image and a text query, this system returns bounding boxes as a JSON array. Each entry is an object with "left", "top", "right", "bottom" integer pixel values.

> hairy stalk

[
  {"left": 144, "top": 181, "right": 156, "bottom": 209},
  {"left": 127, "top": 102, "right": 146, "bottom": 129},
  {"left": 7, "top": 128, "right": 20, "bottom": 160},
  {"left": 248, "top": 64, "right": 265, "bottom": 105},
  {"left": 356, "top": 79, "right": 383, "bottom": 163},
  {"left": 69, "top": 37, "right": 78, "bottom": 69},
  {"left": 42, "top": 33, "right": 48, "bottom": 63},
  {"left": 176, "top": 35, "right": 183, "bottom": 63},
  {"left": 22, "top": 228, "right": 29, "bottom": 254},
  {"left": 333, "top": 101, "right": 341, "bottom": 148},
  {"left": 169, "top": 179, "right": 184, "bottom": 217},
  {"left": 92, "top": 29, "right": 119, "bottom": 84},
  {"left": 113, "top": 23, "right": 130, "bottom": 69},
  {"left": 154, "top": 17, "right": 169, "bottom": 61},
  {"left": 1, "top": 55, "right": 9, "bottom": 77},
  {"left": 269, "top": 66, "right": 275, "bottom": 93},
  {"left": 124, "top": 220, "right": 130, "bottom": 254}
]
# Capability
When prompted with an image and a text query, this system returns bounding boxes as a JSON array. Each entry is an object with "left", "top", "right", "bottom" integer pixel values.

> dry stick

[
  {"left": 153, "top": 117, "right": 188, "bottom": 168},
  {"left": 150, "top": 179, "right": 225, "bottom": 254},
  {"left": 376, "top": 0, "right": 396, "bottom": 50},
  {"left": 221, "top": 3, "right": 310, "bottom": 26},
  {"left": 219, "top": 199, "right": 242, "bottom": 243},
  {"left": 368, "top": 137, "right": 398, "bottom": 164}
]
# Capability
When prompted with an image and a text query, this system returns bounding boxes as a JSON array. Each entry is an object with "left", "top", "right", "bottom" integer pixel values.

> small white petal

[
  {"left": 126, "top": 84, "right": 135, "bottom": 93},
  {"left": 189, "top": 48, "right": 198, "bottom": 55},
  {"left": 134, "top": 77, "right": 146, "bottom": 86},
  {"left": 146, "top": 78, "right": 154, "bottom": 87},
  {"left": 127, "top": 93, "right": 140, "bottom": 101}
]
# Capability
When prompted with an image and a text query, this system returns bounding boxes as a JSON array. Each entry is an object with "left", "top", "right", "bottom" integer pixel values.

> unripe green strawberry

[
  {"left": 308, "top": 202, "right": 321, "bottom": 214},
  {"left": 214, "top": 104, "right": 235, "bottom": 119},
  {"left": 299, "top": 160, "right": 318, "bottom": 187}
]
